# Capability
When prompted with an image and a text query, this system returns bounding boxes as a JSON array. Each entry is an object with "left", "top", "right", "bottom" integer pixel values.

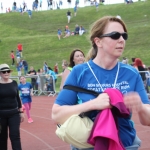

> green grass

[{"left": 0, "top": 1, "right": 150, "bottom": 90}]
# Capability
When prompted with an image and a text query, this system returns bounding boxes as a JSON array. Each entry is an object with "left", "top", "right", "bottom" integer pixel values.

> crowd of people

[
  {"left": 57, "top": 24, "right": 86, "bottom": 40},
  {"left": 0, "top": 3, "right": 150, "bottom": 147}
]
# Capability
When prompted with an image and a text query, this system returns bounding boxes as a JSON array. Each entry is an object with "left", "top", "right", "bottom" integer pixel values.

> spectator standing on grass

[
  {"left": 95, "top": 1, "right": 99, "bottom": 12},
  {"left": 10, "top": 50, "right": 15, "bottom": 66},
  {"left": 16, "top": 62, "right": 22, "bottom": 76},
  {"left": 27, "top": 66, "right": 38, "bottom": 94},
  {"left": 22, "top": 59, "right": 28, "bottom": 75},
  {"left": 1, "top": 2, "right": 3, "bottom": 12},
  {"left": 75, "top": 0, "right": 79, "bottom": 6},
  {"left": 28, "top": 9, "right": 32, "bottom": 18},
  {"left": 13, "top": 1, "right": 17, "bottom": 11},
  {"left": 57, "top": 28, "right": 62, "bottom": 40},
  {"left": 39, "top": 0, "right": 42, "bottom": 10},
  {"left": 34, "top": 0, "right": 38, "bottom": 11},
  {"left": 66, "top": 10, "right": 71, "bottom": 24},
  {"left": 74, "top": 5, "right": 77, "bottom": 17},
  {"left": 18, "top": 76, "right": 34, "bottom": 123},
  {"left": 43, "top": 62, "right": 48, "bottom": 74},
  {"left": 23, "top": 1, "right": 27, "bottom": 11},
  {"left": 17, "top": 42, "right": 23, "bottom": 57},
  {"left": 16, "top": 49, "right": 21, "bottom": 63}
]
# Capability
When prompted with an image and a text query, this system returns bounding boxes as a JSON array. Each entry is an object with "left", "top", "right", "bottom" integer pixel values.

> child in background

[
  {"left": 18, "top": 76, "right": 34, "bottom": 123},
  {"left": 28, "top": 9, "right": 32, "bottom": 18},
  {"left": 16, "top": 63, "right": 22, "bottom": 76},
  {"left": 95, "top": 1, "right": 99, "bottom": 12},
  {"left": 16, "top": 49, "right": 21, "bottom": 63},
  {"left": 57, "top": 29, "right": 62, "bottom": 40},
  {"left": 10, "top": 50, "right": 15, "bottom": 66},
  {"left": 74, "top": 5, "right": 77, "bottom": 17}
]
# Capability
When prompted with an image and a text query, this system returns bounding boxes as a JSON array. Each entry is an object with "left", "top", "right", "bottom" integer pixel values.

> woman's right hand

[
  {"left": 92, "top": 93, "right": 112, "bottom": 110},
  {"left": 20, "top": 113, "right": 25, "bottom": 123}
]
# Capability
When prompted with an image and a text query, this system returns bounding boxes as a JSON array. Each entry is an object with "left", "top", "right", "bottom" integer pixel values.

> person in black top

[
  {"left": 0, "top": 64, "right": 24, "bottom": 150},
  {"left": 27, "top": 66, "right": 38, "bottom": 94},
  {"left": 13, "top": 1, "right": 17, "bottom": 11},
  {"left": 66, "top": 10, "right": 71, "bottom": 23}
]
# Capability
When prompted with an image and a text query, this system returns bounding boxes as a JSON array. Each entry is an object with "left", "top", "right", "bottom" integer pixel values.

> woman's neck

[
  {"left": 93, "top": 57, "right": 118, "bottom": 70},
  {"left": 0, "top": 78, "right": 11, "bottom": 83}
]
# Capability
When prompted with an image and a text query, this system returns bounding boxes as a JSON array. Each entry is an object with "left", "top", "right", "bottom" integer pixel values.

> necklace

[{"left": 87, "top": 61, "right": 119, "bottom": 92}]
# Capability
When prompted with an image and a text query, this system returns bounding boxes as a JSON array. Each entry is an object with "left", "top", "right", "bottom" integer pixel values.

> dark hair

[
  {"left": 48, "top": 67, "right": 52, "bottom": 71},
  {"left": 69, "top": 49, "right": 85, "bottom": 68},
  {"left": 131, "top": 58, "right": 136, "bottom": 62},
  {"left": 19, "top": 75, "right": 25, "bottom": 80}
]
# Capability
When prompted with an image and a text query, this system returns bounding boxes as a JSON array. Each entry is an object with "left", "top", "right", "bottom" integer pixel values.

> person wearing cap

[{"left": 0, "top": 63, "right": 24, "bottom": 150}]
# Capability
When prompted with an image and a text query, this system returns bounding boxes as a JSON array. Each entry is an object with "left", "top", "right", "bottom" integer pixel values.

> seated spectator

[
  {"left": 74, "top": 24, "right": 79, "bottom": 35},
  {"left": 79, "top": 26, "right": 85, "bottom": 35},
  {"left": 64, "top": 25, "right": 69, "bottom": 35},
  {"left": 63, "top": 29, "right": 71, "bottom": 38},
  {"left": 122, "top": 57, "right": 128, "bottom": 64},
  {"left": 57, "top": 28, "right": 62, "bottom": 40}
]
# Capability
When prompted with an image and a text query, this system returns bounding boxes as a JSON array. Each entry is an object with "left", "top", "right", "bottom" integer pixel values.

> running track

[{"left": 8, "top": 95, "right": 150, "bottom": 150}]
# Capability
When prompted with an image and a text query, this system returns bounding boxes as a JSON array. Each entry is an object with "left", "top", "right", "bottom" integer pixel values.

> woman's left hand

[
  {"left": 123, "top": 92, "right": 143, "bottom": 113},
  {"left": 20, "top": 113, "right": 25, "bottom": 122},
  {"left": 30, "top": 93, "right": 34, "bottom": 96}
]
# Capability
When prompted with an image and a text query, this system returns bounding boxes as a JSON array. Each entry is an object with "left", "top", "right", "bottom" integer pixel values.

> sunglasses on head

[
  {"left": 99, "top": 32, "right": 128, "bottom": 40},
  {"left": 1, "top": 70, "right": 11, "bottom": 74}
]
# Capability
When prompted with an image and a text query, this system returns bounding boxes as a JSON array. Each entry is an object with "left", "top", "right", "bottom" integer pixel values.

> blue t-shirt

[
  {"left": 18, "top": 82, "right": 32, "bottom": 104},
  {"left": 47, "top": 70, "right": 57, "bottom": 80},
  {"left": 55, "top": 60, "right": 150, "bottom": 147}
]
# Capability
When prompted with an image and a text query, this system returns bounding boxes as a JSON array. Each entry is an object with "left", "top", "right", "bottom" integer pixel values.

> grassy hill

[{"left": 0, "top": 1, "right": 150, "bottom": 90}]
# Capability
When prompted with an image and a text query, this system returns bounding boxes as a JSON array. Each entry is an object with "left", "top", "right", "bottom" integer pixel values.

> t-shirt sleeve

[
  {"left": 55, "top": 67, "right": 79, "bottom": 106},
  {"left": 135, "top": 74, "right": 150, "bottom": 104}
]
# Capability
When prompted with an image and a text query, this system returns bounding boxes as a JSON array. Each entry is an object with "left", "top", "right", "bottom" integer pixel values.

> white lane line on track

[
  {"left": 20, "top": 128, "right": 55, "bottom": 150},
  {"left": 31, "top": 115, "right": 52, "bottom": 120},
  {"left": 31, "top": 107, "right": 52, "bottom": 110}
]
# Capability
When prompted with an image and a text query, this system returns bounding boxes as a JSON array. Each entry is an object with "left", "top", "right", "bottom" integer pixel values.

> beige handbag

[{"left": 56, "top": 114, "right": 94, "bottom": 149}]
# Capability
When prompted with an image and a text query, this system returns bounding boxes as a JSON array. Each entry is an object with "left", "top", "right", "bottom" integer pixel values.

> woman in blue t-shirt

[{"left": 52, "top": 16, "right": 150, "bottom": 150}]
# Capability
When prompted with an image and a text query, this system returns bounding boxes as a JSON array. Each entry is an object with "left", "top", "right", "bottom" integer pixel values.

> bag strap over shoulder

[{"left": 63, "top": 85, "right": 100, "bottom": 97}]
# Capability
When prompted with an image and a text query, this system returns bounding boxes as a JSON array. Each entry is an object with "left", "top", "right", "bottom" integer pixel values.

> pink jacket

[{"left": 88, "top": 88, "right": 130, "bottom": 150}]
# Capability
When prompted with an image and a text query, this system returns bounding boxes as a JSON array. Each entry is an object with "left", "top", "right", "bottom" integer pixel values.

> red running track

[{"left": 7, "top": 95, "right": 150, "bottom": 150}]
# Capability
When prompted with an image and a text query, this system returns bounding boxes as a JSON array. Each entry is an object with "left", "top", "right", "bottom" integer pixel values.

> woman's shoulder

[{"left": 119, "top": 62, "right": 139, "bottom": 74}]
